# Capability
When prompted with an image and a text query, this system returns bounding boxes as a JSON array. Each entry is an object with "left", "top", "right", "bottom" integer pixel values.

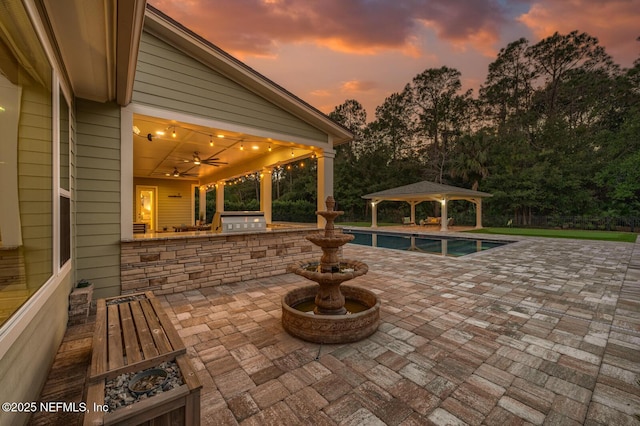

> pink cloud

[
  {"left": 518, "top": 0, "right": 639, "bottom": 68},
  {"left": 341, "top": 80, "right": 378, "bottom": 93},
  {"left": 149, "top": 0, "right": 511, "bottom": 58}
]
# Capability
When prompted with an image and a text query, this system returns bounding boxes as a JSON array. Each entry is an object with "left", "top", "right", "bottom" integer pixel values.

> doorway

[{"left": 136, "top": 186, "right": 157, "bottom": 232}]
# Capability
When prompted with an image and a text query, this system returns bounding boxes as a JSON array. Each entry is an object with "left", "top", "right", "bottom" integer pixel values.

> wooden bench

[{"left": 84, "top": 291, "right": 201, "bottom": 425}]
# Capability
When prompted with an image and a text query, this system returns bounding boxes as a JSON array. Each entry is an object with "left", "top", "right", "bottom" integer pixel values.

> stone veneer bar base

[{"left": 120, "top": 229, "right": 323, "bottom": 294}]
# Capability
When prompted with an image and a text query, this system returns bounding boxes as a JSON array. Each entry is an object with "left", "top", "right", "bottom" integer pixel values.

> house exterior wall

[
  {"left": 75, "top": 99, "right": 122, "bottom": 299},
  {"left": 0, "top": 2, "right": 76, "bottom": 423},
  {"left": 0, "top": 272, "right": 71, "bottom": 426},
  {"left": 133, "top": 31, "right": 327, "bottom": 143},
  {"left": 120, "top": 229, "right": 322, "bottom": 294}
]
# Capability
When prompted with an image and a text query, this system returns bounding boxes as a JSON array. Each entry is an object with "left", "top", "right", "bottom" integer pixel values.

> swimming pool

[{"left": 343, "top": 229, "right": 512, "bottom": 257}]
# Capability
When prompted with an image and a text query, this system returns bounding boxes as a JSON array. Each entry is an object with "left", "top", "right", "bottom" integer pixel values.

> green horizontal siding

[
  {"left": 75, "top": 99, "right": 121, "bottom": 297},
  {"left": 134, "top": 32, "right": 327, "bottom": 142}
]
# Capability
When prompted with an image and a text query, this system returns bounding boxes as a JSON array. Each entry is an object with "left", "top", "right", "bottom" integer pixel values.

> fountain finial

[{"left": 325, "top": 196, "right": 336, "bottom": 212}]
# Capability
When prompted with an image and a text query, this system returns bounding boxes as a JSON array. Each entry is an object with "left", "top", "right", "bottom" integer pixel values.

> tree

[{"left": 405, "top": 66, "right": 473, "bottom": 183}]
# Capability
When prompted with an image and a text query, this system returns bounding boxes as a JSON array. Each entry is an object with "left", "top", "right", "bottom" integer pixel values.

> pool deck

[{"left": 31, "top": 231, "right": 640, "bottom": 425}]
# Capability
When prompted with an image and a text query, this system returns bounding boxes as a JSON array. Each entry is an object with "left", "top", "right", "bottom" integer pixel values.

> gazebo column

[
  {"left": 260, "top": 168, "right": 272, "bottom": 225},
  {"left": 317, "top": 149, "right": 335, "bottom": 228},
  {"left": 408, "top": 201, "right": 420, "bottom": 225},
  {"left": 474, "top": 198, "right": 483, "bottom": 229},
  {"left": 440, "top": 198, "right": 449, "bottom": 231},
  {"left": 371, "top": 200, "right": 381, "bottom": 228}
]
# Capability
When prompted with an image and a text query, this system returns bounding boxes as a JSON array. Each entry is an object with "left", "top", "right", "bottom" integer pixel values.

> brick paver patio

[
  {"left": 29, "top": 232, "right": 640, "bottom": 425},
  {"left": 156, "top": 234, "right": 640, "bottom": 425}
]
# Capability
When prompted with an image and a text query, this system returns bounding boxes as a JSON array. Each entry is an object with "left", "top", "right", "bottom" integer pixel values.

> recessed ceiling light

[
  {"left": 252, "top": 145, "right": 259, "bottom": 150},
  {"left": 156, "top": 130, "right": 165, "bottom": 136}
]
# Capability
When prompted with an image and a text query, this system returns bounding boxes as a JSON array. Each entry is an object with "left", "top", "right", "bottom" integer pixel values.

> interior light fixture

[
  {"left": 172, "top": 127, "right": 177, "bottom": 138},
  {"left": 155, "top": 130, "right": 165, "bottom": 136},
  {"left": 193, "top": 152, "right": 201, "bottom": 165},
  {"left": 268, "top": 145, "right": 272, "bottom": 152},
  {"left": 132, "top": 125, "right": 140, "bottom": 135},
  {"left": 291, "top": 149, "right": 294, "bottom": 157},
  {"left": 209, "top": 135, "right": 214, "bottom": 147},
  {"left": 173, "top": 168, "right": 180, "bottom": 177},
  {"left": 240, "top": 144, "right": 244, "bottom": 151},
  {"left": 217, "top": 134, "right": 224, "bottom": 138},
  {"left": 252, "top": 145, "right": 259, "bottom": 150}
]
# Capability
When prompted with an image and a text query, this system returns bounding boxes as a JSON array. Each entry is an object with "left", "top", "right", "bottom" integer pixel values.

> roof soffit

[{"left": 42, "top": 0, "right": 145, "bottom": 104}]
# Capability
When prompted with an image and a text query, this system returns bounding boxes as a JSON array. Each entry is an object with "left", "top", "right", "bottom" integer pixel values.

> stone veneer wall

[{"left": 120, "top": 229, "right": 323, "bottom": 294}]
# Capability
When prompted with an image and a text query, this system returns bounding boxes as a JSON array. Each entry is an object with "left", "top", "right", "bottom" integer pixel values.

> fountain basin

[
  {"left": 282, "top": 285, "right": 380, "bottom": 344},
  {"left": 287, "top": 259, "right": 368, "bottom": 283}
]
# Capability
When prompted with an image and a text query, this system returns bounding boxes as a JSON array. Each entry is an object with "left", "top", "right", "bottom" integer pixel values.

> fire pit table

[{"left": 84, "top": 291, "right": 201, "bottom": 425}]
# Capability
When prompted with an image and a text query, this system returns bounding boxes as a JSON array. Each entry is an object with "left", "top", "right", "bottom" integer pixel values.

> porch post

[
  {"left": 216, "top": 180, "right": 225, "bottom": 212},
  {"left": 260, "top": 168, "right": 272, "bottom": 225},
  {"left": 317, "top": 149, "right": 335, "bottom": 228},
  {"left": 440, "top": 198, "right": 448, "bottom": 231},
  {"left": 198, "top": 186, "right": 206, "bottom": 223}
]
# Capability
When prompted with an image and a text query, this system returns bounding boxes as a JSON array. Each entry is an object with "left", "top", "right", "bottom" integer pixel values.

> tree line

[{"left": 218, "top": 31, "right": 640, "bottom": 226}]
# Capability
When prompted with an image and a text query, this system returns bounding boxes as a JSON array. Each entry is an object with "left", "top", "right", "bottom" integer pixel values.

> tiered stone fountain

[{"left": 282, "top": 196, "right": 380, "bottom": 343}]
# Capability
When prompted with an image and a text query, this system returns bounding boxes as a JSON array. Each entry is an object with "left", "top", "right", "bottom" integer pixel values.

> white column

[
  {"left": 260, "top": 168, "right": 272, "bottom": 224},
  {"left": 475, "top": 198, "right": 483, "bottom": 229},
  {"left": 440, "top": 198, "right": 448, "bottom": 231},
  {"left": 198, "top": 187, "right": 207, "bottom": 223},
  {"left": 371, "top": 200, "right": 380, "bottom": 228},
  {"left": 317, "top": 149, "right": 335, "bottom": 228},
  {"left": 216, "top": 180, "right": 225, "bottom": 212},
  {"left": 408, "top": 201, "right": 420, "bottom": 225}
]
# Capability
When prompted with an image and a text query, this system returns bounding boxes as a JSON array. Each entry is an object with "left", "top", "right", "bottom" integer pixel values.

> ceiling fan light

[
  {"left": 173, "top": 168, "right": 180, "bottom": 177},
  {"left": 193, "top": 152, "right": 201, "bottom": 165}
]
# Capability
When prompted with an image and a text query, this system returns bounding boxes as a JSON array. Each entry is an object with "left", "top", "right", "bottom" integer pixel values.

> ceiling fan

[
  {"left": 191, "top": 151, "right": 228, "bottom": 167},
  {"left": 152, "top": 167, "right": 199, "bottom": 178}
]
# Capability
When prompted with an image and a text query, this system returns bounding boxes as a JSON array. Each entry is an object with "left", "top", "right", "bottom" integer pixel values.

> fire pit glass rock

[{"left": 283, "top": 196, "right": 380, "bottom": 343}]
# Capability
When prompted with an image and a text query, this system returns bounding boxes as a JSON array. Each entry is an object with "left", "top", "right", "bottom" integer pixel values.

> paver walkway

[
  {"left": 30, "top": 233, "right": 640, "bottom": 425},
  {"left": 159, "top": 235, "right": 640, "bottom": 425}
]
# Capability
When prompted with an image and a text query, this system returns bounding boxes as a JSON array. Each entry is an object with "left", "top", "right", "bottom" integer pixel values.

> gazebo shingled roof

[{"left": 362, "top": 181, "right": 492, "bottom": 201}]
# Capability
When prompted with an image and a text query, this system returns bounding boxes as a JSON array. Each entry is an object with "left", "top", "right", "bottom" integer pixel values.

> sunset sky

[{"left": 149, "top": 0, "right": 640, "bottom": 119}]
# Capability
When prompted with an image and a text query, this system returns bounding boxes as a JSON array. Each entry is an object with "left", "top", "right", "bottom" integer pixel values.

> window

[
  {"left": 59, "top": 89, "right": 70, "bottom": 266},
  {"left": 0, "top": 0, "right": 54, "bottom": 325}
]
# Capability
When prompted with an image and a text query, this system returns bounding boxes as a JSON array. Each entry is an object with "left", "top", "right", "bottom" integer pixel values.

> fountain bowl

[{"left": 281, "top": 285, "right": 380, "bottom": 344}]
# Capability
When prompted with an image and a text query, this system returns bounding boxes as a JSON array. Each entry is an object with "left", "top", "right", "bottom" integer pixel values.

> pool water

[{"left": 343, "top": 229, "right": 511, "bottom": 257}]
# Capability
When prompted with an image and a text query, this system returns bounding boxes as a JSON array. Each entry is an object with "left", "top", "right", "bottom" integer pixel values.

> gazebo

[{"left": 362, "top": 181, "right": 492, "bottom": 231}]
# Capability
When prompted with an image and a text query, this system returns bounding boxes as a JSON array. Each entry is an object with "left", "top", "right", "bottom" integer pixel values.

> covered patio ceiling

[
  {"left": 133, "top": 113, "right": 316, "bottom": 185},
  {"left": 362, "top": 181, "right": 492, "bottom": 230}
]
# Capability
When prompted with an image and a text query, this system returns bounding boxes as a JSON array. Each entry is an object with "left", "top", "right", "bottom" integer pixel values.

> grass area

[{"left": 466, "top": 227, "right": 638, "bottom": 243}]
